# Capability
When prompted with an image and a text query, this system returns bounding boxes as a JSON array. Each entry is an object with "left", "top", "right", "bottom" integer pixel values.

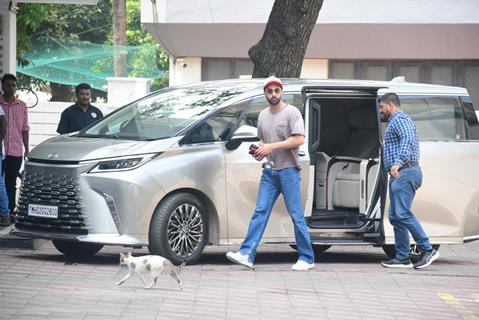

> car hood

[{"left": 28, "top": 135, "right": 184, "bottom": 162}]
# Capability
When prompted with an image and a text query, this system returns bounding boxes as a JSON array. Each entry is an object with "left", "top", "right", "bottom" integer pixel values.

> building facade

[{"left": 140, "top": 0, "right": 479, "bottom": 107}]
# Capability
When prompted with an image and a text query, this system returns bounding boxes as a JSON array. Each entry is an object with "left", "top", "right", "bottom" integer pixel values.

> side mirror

[{"left": 225, "top": 125, "right": 259, "bottom": 150}]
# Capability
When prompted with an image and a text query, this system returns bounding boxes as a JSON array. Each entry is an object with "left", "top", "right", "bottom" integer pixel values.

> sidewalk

[{"left": 0, "top": 240, "right": 478, "bottom": 320}]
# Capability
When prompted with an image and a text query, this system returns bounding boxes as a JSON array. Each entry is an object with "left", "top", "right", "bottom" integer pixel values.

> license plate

[{"left": 28, "top": 204, "right": 59, "bottom": 219}]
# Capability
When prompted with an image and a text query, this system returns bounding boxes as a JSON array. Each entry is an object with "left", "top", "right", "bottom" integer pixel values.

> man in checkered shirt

[
  {"left": 378, "top": 92, "right": 439, "bottom": 270},
  {"left": 0, "top": 74, "right": 30, "bottom": 222}
]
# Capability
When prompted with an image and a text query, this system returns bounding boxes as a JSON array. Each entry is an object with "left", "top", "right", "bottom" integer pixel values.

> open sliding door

[{"left": 302, "top": 85, "right": 388, "bottom": 244}]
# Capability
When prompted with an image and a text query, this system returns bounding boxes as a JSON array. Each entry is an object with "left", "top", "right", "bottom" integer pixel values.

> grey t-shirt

[{"left": 257, "top": 104, "right": 305, "bottom": 169}]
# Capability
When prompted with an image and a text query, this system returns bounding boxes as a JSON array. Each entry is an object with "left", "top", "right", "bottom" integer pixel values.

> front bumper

[
  {"left": 11, "top": 227, "right": 146, "bottom": 246},
  {"left": 15, "top": 160, "right": 165, "bottom": 246}
]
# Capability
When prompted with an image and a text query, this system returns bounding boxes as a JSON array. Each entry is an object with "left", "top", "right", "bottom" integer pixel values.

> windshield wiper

[
  {"left": 75, "top": 133, "right": 103, "bottom": 138},
  {"left": 76, "top": 133, "right": 125, "bottom": 139},
  {"left": 103, "top": 134, "right": 122, "bottom": 139},
  {"left": 77, "top": 133, "right": 161, "bottom": 141}
]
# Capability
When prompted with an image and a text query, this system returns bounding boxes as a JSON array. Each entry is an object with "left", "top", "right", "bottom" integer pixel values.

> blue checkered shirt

[{"left": 383, "top": 110, "right": 420, "bottom": 171}]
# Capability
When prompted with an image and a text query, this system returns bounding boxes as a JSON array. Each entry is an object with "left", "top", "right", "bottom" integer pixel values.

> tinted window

[
  {"left": 182, "top": 100, "right": 248, "bottom": 144},
  {"left": 460, "top": 97, "right": 479, "bottom": 140},
  {"left": 400, "top": 96, "right": 466, "bottom": 141},
  {"left": 237, "top": 93, "right": 303, "bottom": 130}
]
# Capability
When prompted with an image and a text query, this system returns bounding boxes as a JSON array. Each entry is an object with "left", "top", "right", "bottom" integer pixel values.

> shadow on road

[
  {"left": 198, "top": 250, "right": 386, "bottom": 265},
  {"left": 14, "top": 252, "right": 121, "bottom": 266},
  {"left": 12, "top": 247, "right": 459, "bottom": 267}
]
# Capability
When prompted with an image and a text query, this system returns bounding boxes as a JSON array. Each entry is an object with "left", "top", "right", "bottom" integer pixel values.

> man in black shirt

[{"left": 57, "top": 83, "right": 103, "bottom": 134}]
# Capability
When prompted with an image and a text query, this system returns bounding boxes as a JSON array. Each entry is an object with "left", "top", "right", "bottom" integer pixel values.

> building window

[
  {"left": 397, "top": 65, "right": 421, "bottom": 83},
  {"left": 329, "top": 60, "right": 479, "bottom": 109},
  {"left": 202, "top": 58, "right": 254, "bottom": 81},
  {"left": 329, "top": 62, "right": 355, "bottom": 79}
]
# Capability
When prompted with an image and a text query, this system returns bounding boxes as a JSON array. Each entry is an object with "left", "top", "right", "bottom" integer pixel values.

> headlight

[{"left": 89, "top": 153, "right": 159, "bottom": 173}]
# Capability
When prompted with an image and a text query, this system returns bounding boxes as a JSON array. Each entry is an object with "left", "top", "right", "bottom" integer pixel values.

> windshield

[{"left": 80, "top": 84, "right": 247, "bottom": 140}]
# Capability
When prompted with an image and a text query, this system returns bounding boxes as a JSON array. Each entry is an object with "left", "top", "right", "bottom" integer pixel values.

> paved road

[{"left": 0, "top": 240, "right": 478, "bottom": 320}]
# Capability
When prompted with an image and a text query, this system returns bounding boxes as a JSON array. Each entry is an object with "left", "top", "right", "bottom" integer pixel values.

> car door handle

[{"left": 298, "top": 151, "right": 306, "bottom": 157}]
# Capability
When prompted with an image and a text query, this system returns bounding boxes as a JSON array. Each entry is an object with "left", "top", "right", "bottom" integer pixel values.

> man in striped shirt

[
  {"left": 378, "top": 92, "right": 439, "bottom": 269},
  {"left": 0, "top": 74, "right": 30, "bottom": 222}
]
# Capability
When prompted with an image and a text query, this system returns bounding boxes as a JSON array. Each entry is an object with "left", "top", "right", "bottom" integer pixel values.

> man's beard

[
  {"left": 380, "top": 111, "right": 390, "bottom": 121},
  {"left": 2, "top": 89, "right": 15, "bottom": 98},
  {"left": 267, "top": 96, "right": 281, "bottom": 106}
]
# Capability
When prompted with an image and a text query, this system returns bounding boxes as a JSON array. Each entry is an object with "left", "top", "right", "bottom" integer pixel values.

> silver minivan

[{"left": 13, "top": 78, "right": 479, "bottom": 264}]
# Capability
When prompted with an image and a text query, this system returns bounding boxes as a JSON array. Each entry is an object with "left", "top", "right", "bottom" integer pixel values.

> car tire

[
  {"left": 148, "top": 193, "right": 208, "bottom": 265},
  {"left": 382, "top": 244, "right": 440, "bottom": 259},
  {"left": 52, "top": 240, "right": 103, "bottom": 258}
]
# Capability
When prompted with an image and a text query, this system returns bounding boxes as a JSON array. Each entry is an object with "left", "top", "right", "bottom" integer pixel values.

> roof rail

[{"left": 391, "top": 76, "right": 406, "bottom": 82}]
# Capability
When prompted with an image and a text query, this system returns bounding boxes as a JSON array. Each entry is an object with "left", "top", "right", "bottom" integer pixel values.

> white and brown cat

[{"left": 117, "top": 252, "right": 183, "bottom": 290}]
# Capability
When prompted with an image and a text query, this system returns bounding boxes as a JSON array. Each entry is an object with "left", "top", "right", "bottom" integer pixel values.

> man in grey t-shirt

[
  {"left": 257, "top": 98, "right": 304, "bottom": 169},
  {"left": 226, "top": 76, "right": 315, "bottom": 271}
]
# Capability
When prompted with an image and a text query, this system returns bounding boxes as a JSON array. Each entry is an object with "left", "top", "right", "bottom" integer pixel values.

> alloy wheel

[{"left": 167, "top": 203, "right": 204, "bottom": 258}]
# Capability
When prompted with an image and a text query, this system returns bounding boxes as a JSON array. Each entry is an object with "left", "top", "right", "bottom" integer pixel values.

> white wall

[
  {"left": 301, "top": 59, "right": 329, "bottom": 79},
  {"left": 168, "top": 57, "right": 329, "bottom": 86},
  {"left": 169, "top": 57, "right": 202, "bottom": 86},
  {"left": 142, "top": 0, "right": 479, "bottom": 24},
  {"left": 0, "top": 4, "right": 16, "bottom": 74},
  {"left": 142, "top": 0, "right": 479, "bottom": 60},
  {"left": 107, "top": 77, "right": 151, "bottom": 107}
]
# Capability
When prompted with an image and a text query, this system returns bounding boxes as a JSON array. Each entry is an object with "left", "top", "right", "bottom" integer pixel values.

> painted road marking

[{"left": 438, "top": 292, "right": 479, "bottom": 320}]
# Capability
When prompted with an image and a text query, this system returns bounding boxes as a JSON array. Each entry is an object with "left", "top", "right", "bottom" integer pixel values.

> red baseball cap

[{"left": 263, "top": 76, "right": 283, "bottom": 91}]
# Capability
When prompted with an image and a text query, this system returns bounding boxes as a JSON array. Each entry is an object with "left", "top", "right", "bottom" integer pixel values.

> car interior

[{"left": 307, "top": 96, "right": 382, "bottom": 229}]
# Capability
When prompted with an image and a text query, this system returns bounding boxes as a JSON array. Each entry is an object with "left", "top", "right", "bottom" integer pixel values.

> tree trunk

[
  {"left": 249, "top": 0, "right": 323, "bottom": 78},
  {"left": 113, "top": 0, "right": 128, "bottom": 77}
]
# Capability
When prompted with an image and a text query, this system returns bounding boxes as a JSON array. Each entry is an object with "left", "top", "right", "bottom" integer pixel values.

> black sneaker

[
  {"left": 414, "top": 249, "right": 440, "bottom": 269},
  {"left": 380, "top": 258, "right": 413, "bottom": 268}
]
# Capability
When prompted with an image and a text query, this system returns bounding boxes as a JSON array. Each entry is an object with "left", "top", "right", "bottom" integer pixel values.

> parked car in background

[{"left": 12, "top": 78, "right": 479, "bottom": 264}]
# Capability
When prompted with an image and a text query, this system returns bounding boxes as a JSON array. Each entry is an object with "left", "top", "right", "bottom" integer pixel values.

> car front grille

[{"left": 16, "top": 165, "right": 90, "bottom": 235}]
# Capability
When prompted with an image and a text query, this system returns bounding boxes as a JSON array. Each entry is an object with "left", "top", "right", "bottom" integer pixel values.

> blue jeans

[
  {"left": 0, "top": 158, "right": 9, "bottom": 216},
  {"left": 239, "top": 167, "right": 315, "bottom": 264},
  {"left": 388, "top": 166, "right": 432, "bottom": 260}
]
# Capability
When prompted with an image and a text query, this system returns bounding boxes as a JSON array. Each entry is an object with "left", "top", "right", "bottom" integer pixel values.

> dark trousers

[{"left": 2, "top": 156, "right": 23, "bottom": 213}]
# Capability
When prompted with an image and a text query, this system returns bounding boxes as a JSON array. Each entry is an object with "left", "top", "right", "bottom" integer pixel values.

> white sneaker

[
  {"left": 226, "top": 251, "right": 253, "bottom": 269},
  {"left": 291, "top": 260, "right": 315, "bottom": 271}
]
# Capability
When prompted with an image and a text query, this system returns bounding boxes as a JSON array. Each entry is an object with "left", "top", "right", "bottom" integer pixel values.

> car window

[
  {"left": 80, "top": 85, "right": 246, "bottom": 140},
  {"left": 460, "top": 97, "right": 479, "bottom": 140},
  {"left": 237, "top": 93, "right": 303, "bottom": 130},
  {"left": 182, "top": 100, "right": 249, "bottom": 144},
  {"left": 399, "top": 96, "right": 467, "bottom": 141}
]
